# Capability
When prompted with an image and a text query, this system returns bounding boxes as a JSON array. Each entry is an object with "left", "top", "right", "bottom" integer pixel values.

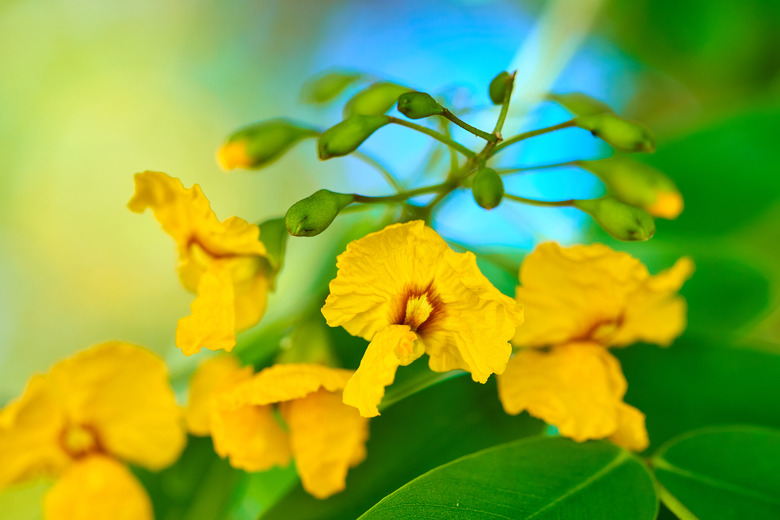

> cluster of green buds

[{"left": 217, "top": 69, "right": 683, "bottom": 241}]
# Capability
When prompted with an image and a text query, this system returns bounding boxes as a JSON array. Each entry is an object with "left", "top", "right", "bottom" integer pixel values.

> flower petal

[
  {"left": 211, "top": 398, "right": 290, "bottom": 472},
  {"left": 44, "top": 456, "right": 152, "bottom": 520},
  {"left": 185, "top": 355, "right": 253, "bottom": 436},
  {"left": 233, "top": 266, "right": 269, "bottom": 332},
  {"left": 176, "top": 265, "right": 236, "bottom": 355},
  {"left": 239, "top": 363, "right": 355, "bottom": 407},
  {"left": 342, "top": 325, "right": 421, "bottom": 417},
  {"left": 497, "top": 343, "right": 630, "bottom": 442},
  {"left": 48, "top": 342, "right": 185, "bottom": 470},
  {"left": 280, "top": 389, "right": 369, "bottom": 499},
  {"left": 0, "top": 375, "right": 70, "bottom": 488},
  {"left": 609, "top": 403, "right": 649, "bottom": 451}
]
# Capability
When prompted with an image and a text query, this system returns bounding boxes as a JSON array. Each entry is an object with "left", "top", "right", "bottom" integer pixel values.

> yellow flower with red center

[
  {"left": 186, "top": 357, "right": 369, "bottom": 499},
  {"left": 321, "top": 220, "right": 524, "bottom": 417},
  {"left": 129, "top": 171, "right": 270, "bottom": 355},
  {"left": 0, "top": 342, "right": 185, "bottom": 520},
  {"left": 497, "top": 242, "right": 694, "bottom": 450}
]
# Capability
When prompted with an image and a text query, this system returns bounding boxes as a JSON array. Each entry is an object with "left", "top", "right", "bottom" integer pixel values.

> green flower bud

[
  {"left": 489, "top": 71, "right": 510, "bottom": 105},
  {"left": 217, "top": 119, "right": 317, "bottom": 170},
  {"left": 575, "top": 113, "right": 655, "bottom": 153},
  {"left": 285, "top": 189, "right": 355, "bottom": 237},
  {"left": 471, "top": 167, "right": 504, "bottom": 210},
  {"left": 317, "top": 115, "right": 390, "bottom": 159},
  {"left": 547, "top": 92, "right": 614, "bottom": 117},
  {"left": 302, "top": 70, "right": 364, "bottom": 104},
  {"left": 574, "top": 196, "right": 656, "bottom": 241},
  {"left": 397, "top": 92, "right": 444, "bottom": 119},
  {"left": 580, "top": 158, "right": 683, "bottom": 219},
  {"left": 343, "top": 82, "right": 411, "bottom": 117}
]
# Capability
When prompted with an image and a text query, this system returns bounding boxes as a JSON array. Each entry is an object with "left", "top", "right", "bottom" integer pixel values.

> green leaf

[
  {"left": 359, "top": 437, "right": 657, "bottom": 520},
  {"left": 615, "top": 337, "right": 780, "bottom": 450},
  {"left": 651, "top": 426, "right": 780, "bottom": 520},
  {"left": 343, "top": 82, "right": 412, "bottom": 118},
  {"left": 260, "top": 377, "right": 544, "bottom": 519}
]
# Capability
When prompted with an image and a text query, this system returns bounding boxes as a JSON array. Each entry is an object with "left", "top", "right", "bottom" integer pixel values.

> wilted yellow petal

[
  {"left": 211, "top": 394, "right": 290, "bottom": 472},
  {"left": 609, "top": 403, "right": 649, "bottom": 451},
  {"left": 48, "top": 342, "right": 186, "bottom": 470},
  {"left": 0, "top": 375, "right": 70, "bottom": 488},
  {"left": 281, "top": 389, "right": 369, "bottom": 499},
  {"left": 185, "top": 355, "right": 253, "bottom": 436},
  {"left": 176, "top": 265, "right": 236, "bottom": 355},
  {"left": 498, "top": 343, "right": 629, "bottom": 442},
  {"left": 342, "top": 325, "right": 421, "bottom": 417},
  {"left": 44, "top": 456, "right": 152, "bottom": 520}
]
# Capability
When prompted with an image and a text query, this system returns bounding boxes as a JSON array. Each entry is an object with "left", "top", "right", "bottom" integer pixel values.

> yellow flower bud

[
  {"left": 574, "top": 196, "right": 656, "bottom": 241},
  {"left": 547, "top": 92, "right": 614, "bottom": 117},
  {"left": 344, "top": 82, "right": 411, "bottom": 117},
  {"left": 489, "top": 71, "right": 510, "bottom": 105},
  {"left": 285, "top": 189, "right": 355, "bottom": 237},
  {"left": 317, "top": 115, "right": 390, "bottom": 160},
  {"left": 302, "top": 70, "right": 364, "bottom": 104},
  {"left": 471, "top": 167, "right": 504, "bottom": 210},
  {"left": 217, "top": 119, "right": 317, "bottom": 170},
  {"left": 397, "top": 92, "right": 444, "bottom": 119},
  {"left": 575, "top": 113, "right": 655, "bottom": 153},
  {"left": 580, "top": 158, "right": 683, "bottom": 219}
]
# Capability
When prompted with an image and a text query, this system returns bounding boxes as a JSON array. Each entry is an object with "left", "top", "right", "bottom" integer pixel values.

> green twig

[
  {"left": 492, "top": 71, "right": 517, "bottom": 137},
  {"left": 497, "top": 160, "right": 580, "bottom": 175},
  {"left": 490, "top": 119, "right": 576, "bottom": 156},
  {"left": 441, "top": 109, "right": 498, "bottom": 142},
  {"left": 388, "top": 116, "right": 476, "bottom": 158},
  {"left": 504, "top": 193, "right": 574, "bottom": 207},
  {"left": 353, "top": 183, "right": 447, "bottom": 204},
  {"left": 352, "top": 150, "right": 404, "bottom": 193}
]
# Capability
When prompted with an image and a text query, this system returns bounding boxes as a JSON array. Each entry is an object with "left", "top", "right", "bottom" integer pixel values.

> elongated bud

[
  {"left": 574, "top": 196, "right": 655, "bottom": 241},
  {"left": 302, "top": 70, "right": 364, "bottom": 104},
  {"left": 547, "top": 92, "right": 614, "bottom": 116},
  {"left": 317, "top": 115, "right": 390, "bottom": 159},
  {"left": 575, "top": 113, "right": 655, "bottom": 153},
  {"left": 580, "top": 158, "right": 683, "bottom": 219},
  {"left": 489, "top": 72, "right": 510, "bottom": 105},
  {"left": 217, "top": 119, "right": 317, "bottom": 170},
  {"left": 471, "top": 167, "right": 504, "bottom": 210},
  {"left": 397, "top": 92, "right": 444, "bottom": 119},
  {"left": 285, "top": 190, "right": 355, "bottom": 237},
  {"left": 344, "top": 82, "right": 411, "bottom": 117}
]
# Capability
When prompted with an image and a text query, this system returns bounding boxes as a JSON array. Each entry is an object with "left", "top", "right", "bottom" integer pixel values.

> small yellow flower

[
  {"left": 189, "top": 359, "right": 369, "bottom": 499},
  {"left": 322, "top": 220, "right": 524, "bottom": 417},
  {"left": 0, "top": 342, "right": 185, "bottom": 520},
  {"left": 129, "top": 171, "right": 270, "bottom": 355},
  {"left": 497, "top": 242, "right": 693, "bottom": 450},
  {"left": 647, "top": 190, "right": 684, "bottom": 219}
]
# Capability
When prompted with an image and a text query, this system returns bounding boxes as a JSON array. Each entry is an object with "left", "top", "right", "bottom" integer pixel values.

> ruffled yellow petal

[
  {"left": 233, "top": 264, "right": 269, "bottom": 332},
  {"left": 185, "top": 355, "right": 253, "bottom": 436},
  {"left": 513, "top": 242, "right": 691, "bottom": 349},
  {"left": 238, "top": 363, "right": 355, "bottom": 407},
  {"left": 343, "top": 325, "right": 421, "bottom": 417},
  {"left": 0, "top": 375, "right": 70, "bottom": 488},
  {"left": 43, "top": 456, "right": 152, "bottom": 520},
  {"left": 609, "top": 403, "right": 649, "bottom": 451},
  {"left": 211, "top": 395, "right": 290, "bottom": 472},
  {"left": 280, "top": 389, "right": 369, "bottom": 499},
  {"left": 498, "top": 343, "right": 633, "bottom": 443},
  {"left": 176, "top": 265, "right": 237, "bottom": 355},
  {"left": 610, "top": 257, "right": 694, "bottom": 347},
  {"left": 48, "top": 342, "right": 186, "bottom": 470}
]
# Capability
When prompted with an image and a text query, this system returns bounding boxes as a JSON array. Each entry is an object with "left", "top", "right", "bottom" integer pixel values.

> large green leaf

[
  {"left": 652, "top": 426, "right": 780, "bottom": 519},
  {"left": 260, "top": 377, "right": 543, "bottom": 519},
  {"left": 359, "top": 437, "right": 657, "bottom": 520},
  {"left": 615, "top": 337, "right": 780, "bottom": 450}
]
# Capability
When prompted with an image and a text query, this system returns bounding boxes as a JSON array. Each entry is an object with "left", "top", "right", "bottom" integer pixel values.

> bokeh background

[{"left": 1, "top": 0, "right": 778, "bottom": 518}]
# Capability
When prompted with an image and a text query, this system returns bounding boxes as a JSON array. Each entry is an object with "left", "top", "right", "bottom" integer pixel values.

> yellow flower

[
  {"left": 190, "top": 360, "right": 369, "bottom": 499},
  {"left": 497, "top": 242, "right": 693, "bottom": 450},
  {"left": 128, "top": 171, "right": 270, "bottom": 355},
  {"left": 322, "top": 220, "right": 523, "bottom": 417},
  {"left": 0, "top": 342, "right": 185, "bottom": 520}
]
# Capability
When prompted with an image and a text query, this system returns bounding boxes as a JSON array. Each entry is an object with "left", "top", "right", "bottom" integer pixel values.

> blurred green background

[{"left": 1, "top": 0, "right": 778, "bottom": 518}]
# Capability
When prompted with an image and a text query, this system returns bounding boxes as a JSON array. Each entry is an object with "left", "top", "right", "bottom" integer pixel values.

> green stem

[
  {"left": 490, "top": 119, "right": 576, "bottom": 156},
  {"left": 439, "top": 119, "right": 460, "bottom": 174},
  {"left": 351, "top": 150, "right": 404, "bottom": 192},
  {"left": 492, "top": 71, "right": 516, "bottom": 137},
  {"left": 388, "top": 116, "right": 476, "bottom": 158},
  {"left": 441, "top": 109, "right": 497, "bottom": 142},
  {"left": 504, "top": 193, "right": 574, "bottom": 207},
  {"left": 353, "top": 182, "right": 446, "bottom": 204},
  {"left": 497, "top": 160, "right": 580, "bottom": 175}
]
